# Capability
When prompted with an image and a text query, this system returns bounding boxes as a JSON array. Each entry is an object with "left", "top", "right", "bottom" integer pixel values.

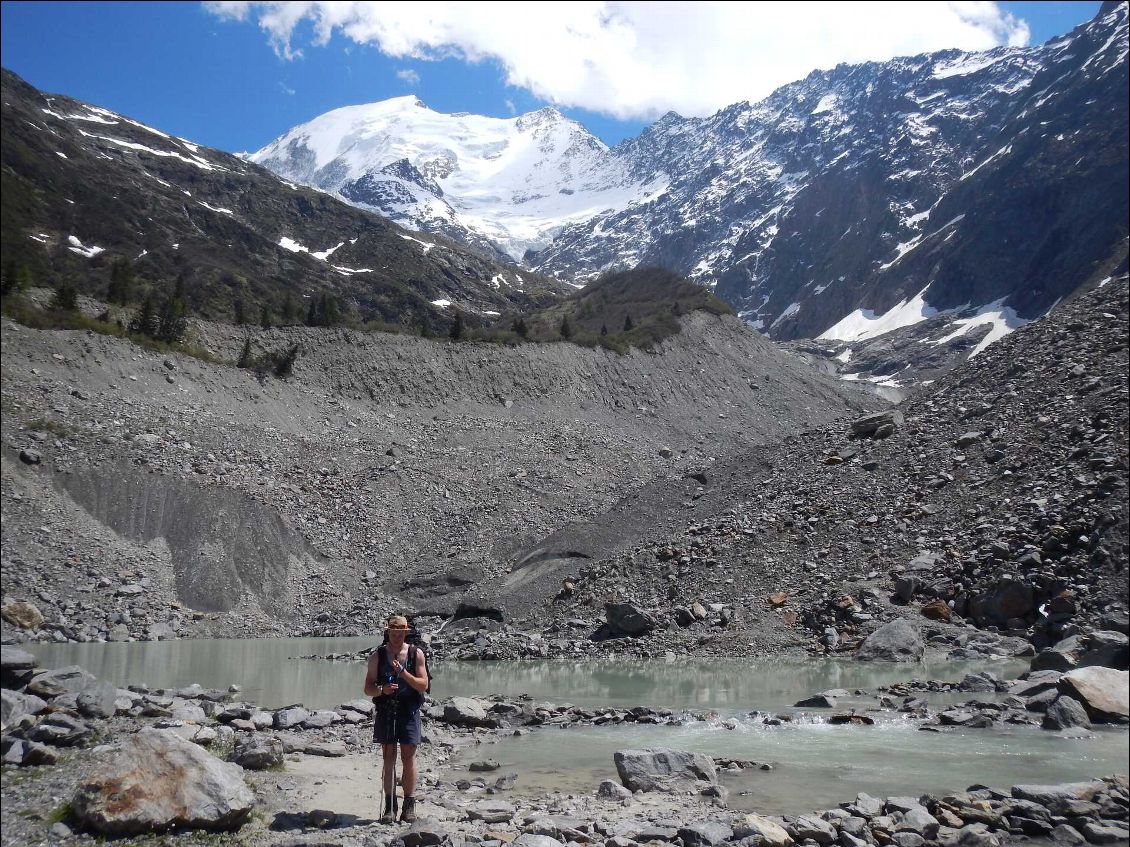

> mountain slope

[{"left": 0, "top": 69, "right": 568, "bottom": 326}]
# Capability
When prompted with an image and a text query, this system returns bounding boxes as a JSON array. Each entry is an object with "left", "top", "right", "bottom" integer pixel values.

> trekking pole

[{"left": 393, "top": 755, "right": 400, "bottom": 820}]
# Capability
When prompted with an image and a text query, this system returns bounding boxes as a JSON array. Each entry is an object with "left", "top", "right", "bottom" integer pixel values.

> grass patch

[
  {"left": 46, "top": 801, "right": 72, "bottom": 825},
  {"left": 23, "top": 417, "right": 70, "bottom": 437},
  {"left": 1, "top": 294, "right": 221, "bottom": 365}
]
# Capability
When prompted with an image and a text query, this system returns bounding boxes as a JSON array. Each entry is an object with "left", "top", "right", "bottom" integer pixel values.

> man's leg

[{"left": 400, "top": 744, "right": 417, "bottom": 798}]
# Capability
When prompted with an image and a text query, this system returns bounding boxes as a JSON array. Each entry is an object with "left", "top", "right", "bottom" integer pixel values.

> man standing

[{"left": 365, "top": 614, "right": 429, "bottom": 824}]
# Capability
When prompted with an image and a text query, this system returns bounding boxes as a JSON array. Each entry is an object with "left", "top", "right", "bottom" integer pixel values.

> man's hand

[{"left": 380, "top": 682, "right": 399, "bottom": 696}]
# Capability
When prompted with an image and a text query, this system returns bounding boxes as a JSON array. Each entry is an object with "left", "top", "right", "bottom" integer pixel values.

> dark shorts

[{"left": 373, "top": 701, "right": 422, "bottom": 746}]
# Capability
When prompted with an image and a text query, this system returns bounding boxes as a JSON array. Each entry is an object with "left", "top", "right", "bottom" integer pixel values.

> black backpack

[{"left": 375, "top": 627, "right": 433, "bottom": 696}]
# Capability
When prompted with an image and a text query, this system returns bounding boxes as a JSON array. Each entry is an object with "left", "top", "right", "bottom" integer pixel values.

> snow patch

[
  {"left": 199, "top": 201, "right": 234, "bottom": 216},
  {"left": 399, "top": 234, "right": 436, "bottom": 254},
  {"left": 278, "top": 236, "right": 308, "bottom": 253},
  {"left": 431, "top": 298, "right": 452, "bottom": 308},
  {"left": 929, "top": 299, "right": 1029, "bottom": 358},
  {"left": 819, "top": 286, "right": 937, "bottom": 342},
  {"left": 932, "top": 53, "right": 1009, "bottom": 79},
  {"left": 312, "top": 242, "right": 345, "bottom": 260},
  {"left": 67, "top": 235, "right": 104, "bottom": 258},
  {"left": 835, "top": 348, "right": 852, "bottom": 364}
]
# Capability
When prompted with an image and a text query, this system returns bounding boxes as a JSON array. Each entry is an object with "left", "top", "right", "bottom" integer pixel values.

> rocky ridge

[
  {"left": 484, "top": 274, "right": 1130, "bottom": 660},
  {"left": 0, "top": 303, "right": 869, "bottom": 645}
]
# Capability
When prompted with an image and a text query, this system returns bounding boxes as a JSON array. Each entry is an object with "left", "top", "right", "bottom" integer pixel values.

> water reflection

[{"left": 26, "top": 639, "right": 1029, "bottom": 714}]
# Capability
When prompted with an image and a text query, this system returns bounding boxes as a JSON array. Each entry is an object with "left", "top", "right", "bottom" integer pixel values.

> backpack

[{"left": 374, "top": 627, "right": 433, "bottom": 698}]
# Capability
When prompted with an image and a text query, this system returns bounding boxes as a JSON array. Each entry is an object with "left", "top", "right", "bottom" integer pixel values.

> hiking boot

[
  {"left": 400, "top": 796, "right": 417, "bottom": 824},
  {"left": 380, "top": 795, "right": 396, "bottom": 825}
]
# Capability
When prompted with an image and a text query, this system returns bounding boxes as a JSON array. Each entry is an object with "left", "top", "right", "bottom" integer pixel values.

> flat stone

[{"left": 466, "top": 800, "right": 516, "bottom": 824}]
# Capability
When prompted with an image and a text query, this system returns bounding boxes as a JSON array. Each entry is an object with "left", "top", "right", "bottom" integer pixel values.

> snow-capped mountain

[
  {"left": 251, "top": 97, "right": 668, "bottom": 264},
  {"left": 539, "top": 1, "right": 1128, "bottom": 343},
  {"left": 255, "top": 2, "right": 1128, "bottom": 366}
]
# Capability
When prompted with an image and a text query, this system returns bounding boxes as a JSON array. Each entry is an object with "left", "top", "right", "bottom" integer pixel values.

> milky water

[{"left": 24, "top": 639, "right": 1128, "bottom": 815}]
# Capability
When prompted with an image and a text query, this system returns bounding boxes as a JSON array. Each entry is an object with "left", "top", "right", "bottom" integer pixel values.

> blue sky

[{"left": 0, "top": 1, "right": 1104, "bottom": 153}]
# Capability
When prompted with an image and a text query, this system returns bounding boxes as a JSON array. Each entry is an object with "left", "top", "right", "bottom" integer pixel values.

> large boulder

[
  {"left": 855, "top": 619, "right": 923, "bottom": 662},
  {"left": 1011, "top": 782, "right": 1105, "bottom": 816},
  {"left": 968, "top": 577, "right": 1036, "bottom": 625},
  {"left": 0, "top": 645, "right": 38, "bottom": 689},
  {"left": 26, "top": 666, "right": 97, "bottom": 698},
  {"left": 1, "top": 600, "right": 44, "bottom": 630},
  {"left": 1077, "top": 631, "right": 1129, "bottom": 670},
  {"left": 77, "top": 682, "right": 120, "bottom": 718},
  {"left": 73, "top": 728, "right": 254, "bottom": 835},
  {"left": 851, "top": 410, "right": 904, "bottom": 438},
  {"left": 614, "top": 748, "right": 718, "bottom": 793},
  {"left": 230, "top": 736, "right": 284, "bottom": 770},
  {"left": 605, "top": 603, "right": 659, "bottom": 637},
  {"left": 1041, "top": 696, "right": 1092, "bottom": 731},
  {"left": 734, "top": 815, "right": 794, "bottom": 847},
  {"left": 680, "top": 822, "right": 734, "bottom": 847},
  {"left": 443, "top": 696, "right": 498, "bottom": 728},
  {"left": 1, "top": 689, "right": 48, "bottom": 729},
  {"left": 1059, "top": 667, "right": 1129, "bottom": 722}
]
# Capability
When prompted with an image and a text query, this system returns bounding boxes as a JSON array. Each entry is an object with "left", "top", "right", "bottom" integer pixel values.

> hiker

[{"left": 365, "top": 613, "right": 429, "bottom": 824}]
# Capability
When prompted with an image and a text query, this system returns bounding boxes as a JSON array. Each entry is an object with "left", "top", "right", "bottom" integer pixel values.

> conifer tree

[
  {"left": 560, "top": 315, "right": 573, "bottom": 340},
  {"left": 50, "top": 282, "right": 78, "bottom": 312},
  {"left": 260, "top": 304, "right": 272, "bottom": 328},
  {"left": 281, "top": 292, "right": 298, "bottom": 325},
  {"left": 129, "top": 296, "right": 157, "bottom": 336},
  {"left": 233, "top": 297, "right": 247, "bottom": 326},
  {"left": 107, "top": 259, "right": 134, "bottom": 304},
  {"left": 273, "top": 344, "right": 300, "bottom": 378},
  {"left": 513, "top": 317, "right": 529, "bottom": 339},
  {"left": 449, "top": 311, "right": 464, "bottom": 341},
  {"left": 156, "top": 276, "right": 188, "bottom": 343},
  {"left": 237, "top": 337, "right": 253, "bottom": 368},
  {"left": 623, "top": 314, "right": 634, "bottom": 331},
  {"left": 601, "top": 323, "right": 608, "bottom": 336}
]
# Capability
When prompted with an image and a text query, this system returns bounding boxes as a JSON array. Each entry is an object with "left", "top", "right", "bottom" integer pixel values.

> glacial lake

[{"left": 24, "top": 638, "right": 1129, "bottom": 815}]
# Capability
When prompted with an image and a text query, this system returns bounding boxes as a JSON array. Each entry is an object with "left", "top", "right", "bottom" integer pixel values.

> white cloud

[
  {"left": 504, "top": 98, "right": 517, "bottom": 115},
  {"left": 396, "top": 67, "right": 421, "bottom": 86},
  {"left": 279, "top": 81, "right": 296, "bottom": 95},
  {"left": 205, "top": 1, "right": 1032, "bottom": 119}
]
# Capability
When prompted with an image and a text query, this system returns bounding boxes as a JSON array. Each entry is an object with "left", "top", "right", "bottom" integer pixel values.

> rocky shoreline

[{"left": 3, "top": 640, "right": 1128, "bottom": 847}]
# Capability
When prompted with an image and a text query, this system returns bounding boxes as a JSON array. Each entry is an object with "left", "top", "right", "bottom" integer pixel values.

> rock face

[
  {"left": 1059, "top": 667, "right": 1130, "bottom": 721},
  {"left": 854, "top": 619, "right": 924, "bottom": 663},
  {"left": 613, "top": 748, "right": 718, "bottom": 793},
  {"left": 72, "top": 728, "right": 254, "bottom": 835}
]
